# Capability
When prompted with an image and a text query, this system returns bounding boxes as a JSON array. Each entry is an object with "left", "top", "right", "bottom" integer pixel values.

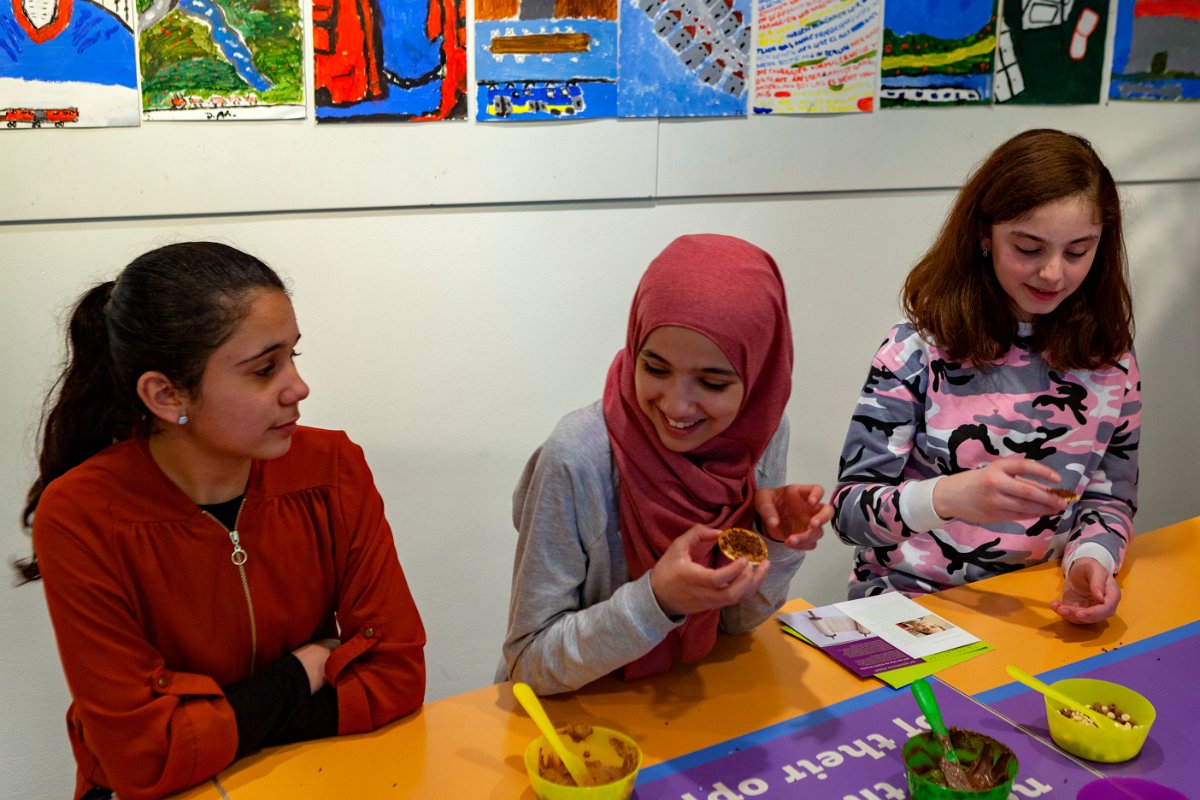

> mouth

[
  {"left": 1026, "top": 285, "right": 1061, "bottom": 302},
  {"left": 271, "top": 418, "right": 299, "bottom": 432},
  {"left": 657, "top": 408, "right": 703, "bottom": 436}
]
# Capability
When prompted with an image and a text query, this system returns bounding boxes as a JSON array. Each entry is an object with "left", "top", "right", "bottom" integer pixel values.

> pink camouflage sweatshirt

[{"left": 832, "top": 321, "right": 1140, "bottom": 599}]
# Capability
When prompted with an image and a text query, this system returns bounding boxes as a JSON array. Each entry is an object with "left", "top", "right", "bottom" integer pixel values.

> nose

[
  {"left": 1038, "top": 254, "right": 1064, "bottom": 284},
  {"left": 658, "top": 378, "right": 697, "bottom": 418},
  {"left": 282, "top": 362, "right": 310, "bottom": 405}
]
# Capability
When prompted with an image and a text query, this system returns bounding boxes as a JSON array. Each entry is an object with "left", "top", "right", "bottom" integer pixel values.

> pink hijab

[{"left": 602, "top": 234, "right": 794, "bottom": 679}]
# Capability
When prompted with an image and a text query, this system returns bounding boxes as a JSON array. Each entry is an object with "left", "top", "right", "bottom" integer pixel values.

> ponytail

[{"left": 17, "top": 281, "right": 140, "bottom": 582}]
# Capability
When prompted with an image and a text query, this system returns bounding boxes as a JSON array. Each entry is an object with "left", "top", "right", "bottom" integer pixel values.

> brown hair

[{"left": 902, "top": 128, "right": 1133, "bottom": 370}]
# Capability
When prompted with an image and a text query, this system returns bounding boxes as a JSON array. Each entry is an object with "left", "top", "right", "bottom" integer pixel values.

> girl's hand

[
  {"left": 292, "top": 641, "right": 337, "bottom": 695},
  {"left": 932, "top": 457, "right": 1068, "bottom": 524},
  {"left": 650, "top": 525, "right": 770, "bottom": 618},
  {"left": 1051, "top": 557, "right": 1120, "bottom": 624},
  {"left": 754, "top": 484, "right": 832, "bottom": 551}
]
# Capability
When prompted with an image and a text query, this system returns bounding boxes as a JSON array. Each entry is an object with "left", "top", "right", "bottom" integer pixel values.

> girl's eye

[
  {"left": 1065, "top": 251, "right": 1088, "bottom": 260},
  {"left": 701, "top": 380, "right": 733, "bottom": 392},
  {"left": 253, "top": 364, "right": 275, "bottom": 377},
  {"left": 640, "top": 361, "right": 668, "bottom": 377},
  {"left": 1016, "top": 246, "right": 1040, "bottom": 255}
]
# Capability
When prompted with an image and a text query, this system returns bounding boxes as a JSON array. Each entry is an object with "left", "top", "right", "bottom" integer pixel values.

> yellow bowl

[
  {"left": 1044, "top": 678, "right": 1156, "bottom": 763},
  {"left": 523, "top": 725, "right": 642, "bottom": 800}
]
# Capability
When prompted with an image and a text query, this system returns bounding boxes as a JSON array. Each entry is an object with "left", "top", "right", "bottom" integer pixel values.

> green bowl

[{"left": 902, "top": 729, "right": 1018, "bottom": 800}]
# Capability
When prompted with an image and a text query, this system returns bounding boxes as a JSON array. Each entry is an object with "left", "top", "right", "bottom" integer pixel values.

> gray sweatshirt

[{"left": 497, "top": 401, "right": 805, "bottom": 694}]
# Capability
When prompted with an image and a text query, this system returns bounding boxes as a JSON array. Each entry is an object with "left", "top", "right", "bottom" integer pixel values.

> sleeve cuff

[
  {"left": 1064, "top": 543, "right": 1116, "bottom": 576},
  {"left": 634, "top": 571, "right": 688, "bottom": 629},
  {"left": 898, "top": 476, "right": 951, "bottom": 532}
]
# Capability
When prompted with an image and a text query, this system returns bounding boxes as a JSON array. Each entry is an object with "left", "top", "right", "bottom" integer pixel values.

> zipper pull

[{"left": 229, "top": 530, "right": 248, "bottom": 566}]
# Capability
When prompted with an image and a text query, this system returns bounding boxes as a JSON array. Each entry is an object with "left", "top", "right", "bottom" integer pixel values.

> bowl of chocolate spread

[{"left": 902, "top": 727, "right": 1018, "bottom": 799}]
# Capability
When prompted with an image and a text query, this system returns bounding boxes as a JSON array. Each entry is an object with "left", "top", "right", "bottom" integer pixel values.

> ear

[
  {"left": 980, "top": 235, "right": 992, "bottom": 254},
  {"left": 137, "top": 371, "right": 189, "bottom": 427}
]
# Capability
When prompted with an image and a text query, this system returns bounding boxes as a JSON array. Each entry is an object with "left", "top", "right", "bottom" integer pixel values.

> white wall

[{"left": 3, "top": 169, "right": 1200, "bottom": 797}]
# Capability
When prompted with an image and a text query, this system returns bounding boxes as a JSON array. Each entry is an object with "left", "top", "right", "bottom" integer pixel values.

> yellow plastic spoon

[
  {"left": 1005, "top": 665, "right": 1111, "bottom": 727},
  {"left": 512, "top": 681, "right": 592, "bottom": 787}
]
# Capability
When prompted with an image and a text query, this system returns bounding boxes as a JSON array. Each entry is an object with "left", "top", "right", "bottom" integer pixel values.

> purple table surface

[
  {"left": 635, "top": 676, "right": 1100, "bottom": 799},
  {"left": 976, "top": 620, "right": 1200, "bottom": 799}
]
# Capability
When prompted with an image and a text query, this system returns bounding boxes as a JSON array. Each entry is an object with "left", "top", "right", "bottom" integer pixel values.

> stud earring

[{"left": 177, "top": 414, "right": 189, "bottom": 425}]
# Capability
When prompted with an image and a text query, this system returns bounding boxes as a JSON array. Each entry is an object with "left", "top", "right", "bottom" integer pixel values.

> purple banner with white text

[
  {"left": 979, "top": 621, "right": 1200, "bottom": 799},
  {"left": 634, "top": 679, "right": 1099, "bottom": 798}
]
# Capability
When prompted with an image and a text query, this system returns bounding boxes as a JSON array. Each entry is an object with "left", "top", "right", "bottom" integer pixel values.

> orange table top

[
  {"left": 208, "top": 517, "right": 1200, "bottom": 798},
  {"left": 212, "top": 601, "right": 883, "bottom": 798}
]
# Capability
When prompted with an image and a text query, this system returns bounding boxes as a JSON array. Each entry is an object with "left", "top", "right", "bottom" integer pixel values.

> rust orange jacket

[{"left": 34, "top": 427, "right": 426, "bottom": 799}]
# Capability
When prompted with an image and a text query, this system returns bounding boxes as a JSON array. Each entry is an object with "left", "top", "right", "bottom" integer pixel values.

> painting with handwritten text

[
  {"left": 1, "top": 0, "right": 139, "bottom": 128},
  {"left": 1109, "top": 0, "right": 1200, "bottom": 101},
  {"left": 754, "top": 0, "right": 881, "bottom": 114},
  {"left": 617, "top": 0, "right": 751, "bottom": 116},
  {"left": 994, "top": 0, "right": 1110, "bottom": 103},
  {"left": 139, "top": 0, "right": 305, "bottom": 120},
  {"left": 314, "top": 0, "right": 465, "bottom": 120},
  {"left": 475, "top": 0, "right": 617, "bottom": 120},
  {"left": 881, "top": 0, "right": 998, "bottom": 107}
]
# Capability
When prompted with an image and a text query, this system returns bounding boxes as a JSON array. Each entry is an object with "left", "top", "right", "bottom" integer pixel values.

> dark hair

[
  {"left": 16, "top": 242, "right": 286, "bottom": 582},
  {"left": 902, "top": 128, "right": 1133, "bottom": 370}
]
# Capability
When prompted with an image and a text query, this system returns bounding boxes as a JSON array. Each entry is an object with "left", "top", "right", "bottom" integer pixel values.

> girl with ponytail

[{"left": 19, "top": 242, "right": 426, "bottom": 800}]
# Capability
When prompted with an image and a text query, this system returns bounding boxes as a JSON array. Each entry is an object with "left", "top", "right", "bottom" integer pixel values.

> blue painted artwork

[
  {"left": 880, "top": 0, "right": 998, "bottom": 107},
  {"left": 617, "top": 0, "right": 751, "bottom": 117},
  {"left": 1, "top": 0, "right": 139, "bottom": 127},
  {"left": 475, "top": 6, "right": 618, "bottom": 121},
  {"left": 314, "top": 0, "right": 466, "bottom": 121}
]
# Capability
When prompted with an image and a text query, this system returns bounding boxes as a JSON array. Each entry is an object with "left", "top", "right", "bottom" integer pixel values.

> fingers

[
  {"left": 754, "top": 488, "right": 782, "bottom": 531},
  {"left": 1052, "top": 598, "right": 1115, "bottom": 624},
  {"left": 941, "top": 459, "right": 1071, "bottom": 522},
  {"left": 1053, "top": 566, "right": 1120, "bottom": 624},
  {"left": 783, "top": 528, "right": 823, "bottom": 551},
  {"left": 758, "top": 484, "right": 833, "bottom": 541},
  {"left": 675, "top": 525, "right": 721, "bottom": 559}
]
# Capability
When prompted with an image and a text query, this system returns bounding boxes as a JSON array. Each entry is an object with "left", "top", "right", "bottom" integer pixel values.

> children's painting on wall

[
  {"left": 880, "top": 0, "right": 998, "bottom": 107},
  {"left": 753, "top": 0, "right": 880, "bottom": 114},
  {"left": 475, "top": 0, "right": 617, "bottom": 120},
  {"left": 1109, "top": 0, "right": 1200, "bottom": 101},
  {"left": 139, "top": 0, "right": 305, "bottom": 120},
  {"left": 994, "top": 0, "right": 1110, "bottom": 104},
  {"left": 617, "top": 0, "right": 752, "bottom": 116},
  {"left": 1, "top": 0, "right": 139, "bottom": 128},
  {"left": 314, "top": 0, "right": 466, "bottom": 120}
]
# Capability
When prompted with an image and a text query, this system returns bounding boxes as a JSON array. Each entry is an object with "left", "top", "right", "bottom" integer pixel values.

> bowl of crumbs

[
  {"left": 1044, "top": 677, "right": 1156, "bottom": 762},
  {"left": 524, "top": 724, "right": 642, "bottom": 800},
  {"left": 718, "top": 527, "right": 769, "bottom": 565}
]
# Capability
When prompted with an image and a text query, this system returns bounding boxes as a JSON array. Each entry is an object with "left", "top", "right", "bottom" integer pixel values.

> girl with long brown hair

[{"left": 832, "top": 129, "right": 1138, "bottom": 624}]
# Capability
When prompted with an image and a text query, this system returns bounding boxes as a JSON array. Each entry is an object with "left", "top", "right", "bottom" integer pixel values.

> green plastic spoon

[
  {"left": 512, "top": 681, "right": 592, "bottom": 787},
  {"left": 911, "top": 678, "right": 971, "bottom": 788}
]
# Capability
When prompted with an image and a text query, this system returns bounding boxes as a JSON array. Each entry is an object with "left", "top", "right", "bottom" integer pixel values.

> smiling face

[
  {"left": 180, "top": 289, "right": 310, "bottom": 466},
  {"left": 634, "top": 325, "right": 745, "bottom": 453},
  {"left": 983, "top": 193, "right": 1103, "bottom": 322}
]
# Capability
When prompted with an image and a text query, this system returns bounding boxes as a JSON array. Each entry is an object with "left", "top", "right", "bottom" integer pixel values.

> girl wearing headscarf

[{"left": 498, "top": 234, "right": 832, "bottom": 694}]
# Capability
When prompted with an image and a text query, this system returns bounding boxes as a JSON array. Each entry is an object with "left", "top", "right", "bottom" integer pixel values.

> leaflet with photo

[{"left": 777, "top": 592, "right": 984, "bottom": 682}]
